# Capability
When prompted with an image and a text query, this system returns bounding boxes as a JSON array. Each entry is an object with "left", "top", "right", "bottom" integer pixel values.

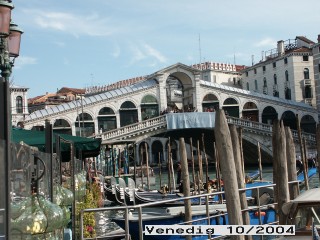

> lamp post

[{"left": 0, "top": 0, "right": 23, "bottom": 238}]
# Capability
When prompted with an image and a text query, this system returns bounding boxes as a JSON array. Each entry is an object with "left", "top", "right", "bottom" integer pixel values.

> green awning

[{"left": 11, "top": 128, "right": 101, "bottom": 162}]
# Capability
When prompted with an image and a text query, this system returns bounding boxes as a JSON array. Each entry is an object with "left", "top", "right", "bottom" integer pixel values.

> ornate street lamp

[{"left": 0, "top": 0, "right": 23, "bottom": 238}]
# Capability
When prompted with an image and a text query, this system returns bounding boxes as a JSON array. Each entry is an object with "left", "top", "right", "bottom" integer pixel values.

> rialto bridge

[{"left": 23, "top": 63, "right": 318, "bottom": 165}]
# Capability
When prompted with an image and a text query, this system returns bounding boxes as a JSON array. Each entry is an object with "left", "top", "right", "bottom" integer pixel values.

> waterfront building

[
  {"left": 10, "top": 84, "right": 29, "bottom": 128},
  {"left": 241, "top": 36, "right": 316, "bottom": 108},
  {"left": 312, "top": 35, "right": 320, "bottom": 119}
]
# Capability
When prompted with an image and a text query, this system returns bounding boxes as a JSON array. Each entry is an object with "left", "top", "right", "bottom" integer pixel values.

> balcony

[{"left": 304, "top": 79, "right": 311, "bottom": 85}]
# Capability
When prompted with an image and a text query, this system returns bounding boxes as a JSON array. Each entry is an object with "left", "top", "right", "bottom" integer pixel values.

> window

[
  {"left": 245, "top": 72, "right": 248, "bottom": 77},
  {"left": 263, "top": 78, "right": 267, "bottom": 94},
  {"left": 305, "top": 86, "right": 312, "bottom": 98},
  {"left": 233, "top": 77, "right": 236, "bottom": 85},
  {"left": 304, "top": 68, "right": 309, "bottom": 79},
  {"left": 273, "top": 62, "right": 276, "bottom": 68},
  {"left": 285, "top": 70, "right": 289, "bottom": 82},
  {"left": 263, "top": 78, "right": 267, "bottom": 87},
  {"left": 204, "top": 75, "right": 208, "bottom": 81},
  {"left": 254, "top": 68, "right": 257, "bottom": 74},
  {"left": 16, "top": 96, "right": 23, "bottom": 113},
  {"left": 303, "top": 55, "right": 309, "bottom": 61},
  {"left": 284, "top": 58, "right": 288, "bottom": 64},
  {"left": 274, "top": 74, "right": 277, "bottom": 85},
  {"left": 254, "top": 80, "right": 258, "bottom": 91},
  {"left": 262, "top": 66, "right": 266, "bottom": 72},
  {"left": 318, "top": 64, "right": 320, "bottom": 72},
  {"left": 246, "top": 82, "right": 249, "bottom": 90}
]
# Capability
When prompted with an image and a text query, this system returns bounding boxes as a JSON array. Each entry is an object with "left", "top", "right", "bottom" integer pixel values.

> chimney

[
  {"left": 277, "top": 40, "right": 285, "bottom": 55},
  {"left": 318, "top": 34, "right": 320, "bottom": 43}
]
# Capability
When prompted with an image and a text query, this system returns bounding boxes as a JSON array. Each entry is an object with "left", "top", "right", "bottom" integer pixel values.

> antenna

[{"left": 199, "top": 33, "right": 202, "bottom": 64}]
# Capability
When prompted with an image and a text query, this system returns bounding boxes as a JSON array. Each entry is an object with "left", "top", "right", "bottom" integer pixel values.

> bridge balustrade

[{"left": 94, "top": 113, "right": 315, "bottom": 145}]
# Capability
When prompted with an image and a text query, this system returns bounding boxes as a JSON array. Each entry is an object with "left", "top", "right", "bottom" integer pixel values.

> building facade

[
  {"left": 312, "top": 35, "right": 320, "bottom": 119},
  {"left": 10, "top": 84, "right": 29, "bottom": 127},
  {"left": 23, "top": 62, "right": 318, "bottom": 136},
  {"left": 242, "top": 36, "right": 316, "bottom": 108}
]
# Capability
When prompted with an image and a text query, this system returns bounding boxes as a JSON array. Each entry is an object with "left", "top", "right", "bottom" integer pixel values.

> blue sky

[{"left": 11, "top": 0, "right": 320, "bottom": 98}]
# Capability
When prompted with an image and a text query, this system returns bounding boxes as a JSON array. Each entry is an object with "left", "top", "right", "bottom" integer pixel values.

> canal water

[{"left": 94, "top": 166, "right": 319, "bottom": 239}]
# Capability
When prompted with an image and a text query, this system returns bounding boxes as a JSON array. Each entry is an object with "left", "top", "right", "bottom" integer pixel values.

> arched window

[
  {"left": 98, "top": 107, "right": 116, "bottom": 132},
  {"left": 304, "top": 68, "right": 309, "bottom": 79},
  {"left": 16, "top": 96, "right": 23, "bottom": 113}
]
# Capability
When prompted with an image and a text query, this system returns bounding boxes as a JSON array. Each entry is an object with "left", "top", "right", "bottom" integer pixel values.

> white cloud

[
  {"left": 129, "top": 43, "right": 167, "bottom": 65},
  {"left": 144, "top": 44, "right": 167, "bottom": 63},
  {"left": 13, "top": 56, "right": 37, "bottom": 69},
  {"left": 254, "top": 38, "right": 275, "bottom": 48},
  {"left": 24, "top": 9, "right": 113, "bottom": 37}
]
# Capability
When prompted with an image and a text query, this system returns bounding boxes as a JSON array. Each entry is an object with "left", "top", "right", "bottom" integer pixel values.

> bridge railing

[
  {"left": 94, "top": 115, "right": 167, "bottom": 141},
  {"left": 94, "top": 113, "right": 316, "bottom": 144}
]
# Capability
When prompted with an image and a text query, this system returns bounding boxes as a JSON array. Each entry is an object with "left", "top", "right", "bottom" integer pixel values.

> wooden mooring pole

[
  {"left": 257, "top": 142, "right": 263, "bottom": 181},
  {"left": 179, "top": 137, "right": 192, "bottom": 240},
  {"left": 189, "top": 138, "right": 196, "bottom": 194},
  {"left": 215, "top": 110, "right": 244, "bottom": 240},
  {"left": 273, "top": 120, "right": 290, "bottom": 225},
  {"left": 230, "top": 125, "right": 252, "bottom": 240},
  {"left": 285, "top": 127, "right": 299, "bottom": 199}
]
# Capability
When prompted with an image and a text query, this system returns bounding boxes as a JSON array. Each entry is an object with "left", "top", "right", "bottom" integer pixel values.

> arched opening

[
  {"left": 242, "top": 102, "right": 259, "bottom": 122},
  {"left": 222, "top": 98, "right": 239, "bottom": 118},
  {"left": 165, "top": 139, "right": 178, "bottom": 163},
  {"left": 301, "top": 115, "right": 316, "bottom": 133},
  {"left": 53, "top": 119, "right": 72, "bottom": 135},
  {"left": 262, "top": 106, "right": 278, "bottom": 125},
  {"left": 141, "top": 95, "right": 159, "bottom": 120},
  {"left": 152, "top": 140, "right": 163, "bottom": 165},
  {"left": 281, "top": 111, "right": 297, "bottom": 130},
  {"left": 202, "top": 93, "right": 219, "bottom": 112},
  {"left": 98, "top": 107, "right": 116, "bottom": 132},
  {"left": 119, "top": 101, "right": 138, "bottom": 127},
  {"left": 166, "top": 76, "right": 184, "bottom": 112},
  {"left": 75, "top": 112, "right": 95, "bottom": 137},
  {"left": 139, "top": 142, "right": 149, "bottom": 166},
  {"left": 16, "top": 96, "right": 23, "bottom": 113}
]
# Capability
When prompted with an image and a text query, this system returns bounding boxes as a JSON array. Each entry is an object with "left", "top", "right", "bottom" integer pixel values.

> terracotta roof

[{"left": 57, "top": 87, "right": 85, "bottom": 94}]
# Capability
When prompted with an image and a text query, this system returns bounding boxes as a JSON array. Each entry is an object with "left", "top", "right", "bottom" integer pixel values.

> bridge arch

[
  {"left": 281, "top": 110, "right": 297, "bottom": 130},
  {"left": 152, "top": 140, "right": 164, "bottom": 165},
  {"left": 119, "top": 100, "right": 138, "bottom": 127},
  {"left": 166, "top": 72, "right": 193, "bottom": 111},
  {"left": 76, "top": 112, "right": 95, "bottom": 137},
  {"left": 138, "top": 141, "right": 149, "bottom": 165},
  {"left": 53, "top": 118, "right": 72, "bottom": 135},
  {"left": 242, "top": 101, "right": 259, "bottom": 122},
  {"left": 222, "top": 97, "right": 239, "bottom": 117},
  {"left": 202, "top": 93, "right": 219, "bottom": 112},
  {"left": 141, "top": 94, "right": 159, "bottom": 120},
  {"left": 97, "top": 107, "right": 117, "bottom": 132},
  {"left": 262, "top": 106, "right": 278, "bottom": 125},
  {"left": 301, "top": 114, "right": 316, "bottom": 133}
]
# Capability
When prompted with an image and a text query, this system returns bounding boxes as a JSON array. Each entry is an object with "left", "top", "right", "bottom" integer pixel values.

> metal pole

[
  {"left": 81, "top": 95, "right": 84, "bottom": 137},
  {"left": 0, "top": 37, "right": 12, "bottom": 240}
]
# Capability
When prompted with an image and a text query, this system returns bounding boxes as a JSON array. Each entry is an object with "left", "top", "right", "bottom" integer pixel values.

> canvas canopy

[{"left": 11, "top": 128, "right": 101, "bottom": 162}]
